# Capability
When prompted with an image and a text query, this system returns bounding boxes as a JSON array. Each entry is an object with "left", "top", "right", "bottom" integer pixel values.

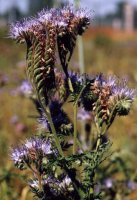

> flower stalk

[
  {"left": 44, "top": 106, "right": 64, "bottom": 157},
  {"left": 73, "top": 85, "right": 86, "bottom": 154}
]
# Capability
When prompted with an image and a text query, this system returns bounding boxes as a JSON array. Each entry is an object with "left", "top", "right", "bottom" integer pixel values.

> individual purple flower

[
  {"left": 75, "top": 7, "right": 91, "bottom": 19},
  {"left": 10, "top": 115, "right": 19, "bottom": 124},
  {"left": 69, "top": 71, "right": 83, "bottom": 84},
  {"left": 59, "top": 5, "right": 91, "bottom": 33},
  {"left": 25, "top": 137, "right": 52, "bottom": 155},
  {"left": 11, "top": 145, "right": 28, "bottom": 169},
  {"left": 75, "top": 7, "right": 91, "bottom": 35},
  {"left": 104, "top": 178, "right": 113, "bottom": 189},
  {"left": 127, "top": 180, "right": 137, "bottom": 190},
  {"left": 102, "top": 75, "right": 117, "bottom": 89},
  {"left": 94, "top": 74, "right": 116, "bottom": 89},
  {"left": 37, "top": 8, "right": 57, "bottom": 26},
  {"left": 112, "top": 84, "right": 136, "bottom": 101},
  {"left": 19, "top": 80, "right": 32, "bottom": 97},
  {"left": 77, "top": 108, "right": 92, "bottom": 121},
  {"left": 109, "top": 78, "right": 136, "bottom": 116},
  {"left": 9, "top": 18, "right": 40, "bottom": 41}
]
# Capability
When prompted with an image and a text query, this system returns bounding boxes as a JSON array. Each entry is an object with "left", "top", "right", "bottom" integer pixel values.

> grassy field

[{"left": 1, "top": 27, "right": 137, "bottom": 199}]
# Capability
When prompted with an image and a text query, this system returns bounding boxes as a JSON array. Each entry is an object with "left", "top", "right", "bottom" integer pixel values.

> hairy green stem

[
  {"left": 27, "top": 164, "right": 42, "bottom": 191},
  {"left": 73, "top": 85, "right": 86, "bottom": 154},
  {"left": 95, "top": 103, "right": 118, "bottom": 151},
  {"left": 68, "top": 77, "right": 74, "bottom": 92},
  {"left": 102, "top": 104, "right": 117, "bottom": 135},
  {"left": 44, "top": 106, "right": 64, "bottom": 157},
  {"left": 73, "top": 104, "right": 78, "bottom": 154},
  {"left": 63, "top": 164, "right": 85, "bottom": 200},
  {"left": 95, "top": 134, "right": 101, "bottom": 151},
  {"left": 77, "top": 139, "right": 85, "bottom": 152},
  {"left": 37, "top": 95, "right": 64, "bottom": 157}
]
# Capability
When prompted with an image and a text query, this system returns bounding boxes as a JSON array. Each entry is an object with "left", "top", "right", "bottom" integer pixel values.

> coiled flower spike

[
  {"left": 79, "top": 74, "right": 136, "bottom": 127},
  {"left": 10, "top": 5, "right": 91, "bottom": 105},
  {"left": 10, "top": 16, "right": 56, "bottom": 106},
  {"left": 57, "top": 6, "right": 91, "bottom": 90}
]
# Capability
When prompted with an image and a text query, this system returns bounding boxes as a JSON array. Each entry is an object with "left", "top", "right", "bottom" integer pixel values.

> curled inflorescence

[
  {"left": 69, "top": 72, "right": 136, "bottom": 126},
  {"left": 10, "top": 5, "right": 91, "bottom": 107}
]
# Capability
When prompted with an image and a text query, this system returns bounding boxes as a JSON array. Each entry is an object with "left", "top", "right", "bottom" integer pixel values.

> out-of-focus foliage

[
  {"left": 93, "top": 34, "right": 113, "bottom": 47},
  {"left": 29, "top": 0, "right": 54, "bottom": 15}
]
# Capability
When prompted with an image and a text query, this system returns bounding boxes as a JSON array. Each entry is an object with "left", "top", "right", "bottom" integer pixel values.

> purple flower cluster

[
  {"left": 11, "top": 137, "right": 52, "bottom": 169},
  {"left": 28, "top": 175, "right": 73, "bottom": 195},
  {"left": 9, "top": 6, "right": 91, "bottom": 104},
  {"left": 95, "top": 75, "right": 136, "bottom": 102},
  {"left": 78, "top": 73, "right": 136, "bottom": 124},
  {"left": 9, "top": 5, "right": 91, "bottom": 41}
]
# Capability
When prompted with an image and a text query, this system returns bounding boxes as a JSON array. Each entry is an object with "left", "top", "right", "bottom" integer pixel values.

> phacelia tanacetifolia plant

[{"left": 10, "top": 5, "right": 136, "bottom": 200}]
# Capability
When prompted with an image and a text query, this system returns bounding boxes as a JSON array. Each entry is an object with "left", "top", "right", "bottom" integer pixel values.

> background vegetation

[{"left": 1, "top": 24, "right": 137, "bottom": 199}]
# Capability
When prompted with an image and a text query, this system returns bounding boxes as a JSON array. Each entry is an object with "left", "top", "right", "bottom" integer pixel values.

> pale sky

[
  {"left": 0, "top": 0, "right": 29, "bottom": 14},
  {"left": 80, "top": 0, "right": 137, "bottom": 16},
  {"left": 1, "top": 0, "right": 137, "bottom": 15}
]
